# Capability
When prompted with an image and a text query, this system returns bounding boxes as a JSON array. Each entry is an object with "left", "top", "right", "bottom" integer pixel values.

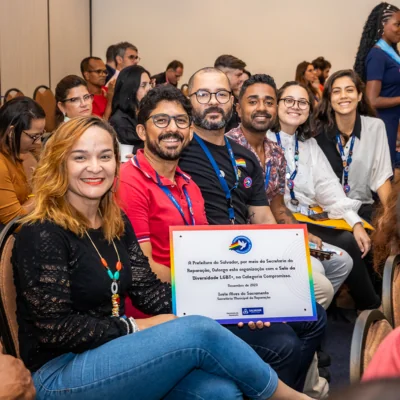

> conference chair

[
  {"left": 0, "top": 217, "right": 21, "bottom": 357},
  {"left": 4, "top": 88, "right": 24, "bottom": 103},
  {"left": 33, "top": 85, "right": 57, "bottom": 132},
  {"left": 382, "top": 254, "right": 400, "bottom": 327},
  {"left": 350, "top": 309, "right": 393, "bottom": 383}
]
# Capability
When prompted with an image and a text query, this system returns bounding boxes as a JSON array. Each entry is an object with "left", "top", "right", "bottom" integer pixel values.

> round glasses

[
  {"left": 62, "top": 94, "right": 94, "bottom": 106},
  {"left": 279, "top": 97, "right": 310, "bottom": 110},
  {"left": 147, "top": 113, "right": 191, "bottom": 129},
  {"left": 189, "top": 90, "right": 232, "bottom": 104}
]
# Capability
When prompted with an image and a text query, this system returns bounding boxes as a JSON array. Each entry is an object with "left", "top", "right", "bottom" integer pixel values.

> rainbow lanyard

[
  {"left": 133, "top": 156, "right": 195, "bottom": 225},
  {"left": 275, "top": 132, "right": 300, "bottom": 206},
  {"left": 336, "top": 134, "right": 356, "bottom": 195}
]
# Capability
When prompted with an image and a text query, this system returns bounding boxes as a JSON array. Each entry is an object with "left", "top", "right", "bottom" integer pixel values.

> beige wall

[
  {"left": 92, "top": 0, "right": 399, "bottom": 87},
  {"left": 0, "top": 0, "right": 90, "bottom": 98}
]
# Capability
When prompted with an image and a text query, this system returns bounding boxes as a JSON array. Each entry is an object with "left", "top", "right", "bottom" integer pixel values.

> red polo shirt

[
  {"left": 119, "top": 149, "right": 208, "bottom": 268},
  {"left": 92, "top": 87, "right": 108, "bottom": 117}
]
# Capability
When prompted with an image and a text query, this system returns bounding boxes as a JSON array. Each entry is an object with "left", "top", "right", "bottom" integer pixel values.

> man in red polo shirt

[
  {"left": 119, "top": 85, "right": 208, "bottom": 283},
  {"left": 81, "top": 56, "right": 114, "bottom": 119}
]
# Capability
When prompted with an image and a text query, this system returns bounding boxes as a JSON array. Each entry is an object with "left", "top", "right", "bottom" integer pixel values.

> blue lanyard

[
  {"left": 264, "top": 161, "right": 271, "bottom": 190},
  {"left": 194, "top": 133, "right": 239, "bottom": 223},
  {"left": 275, "top": 132, "right": 300, "bottom": 206},
  {"left": 133, "top": 156, "right": 195, "bottom": 225},
  {"left": 336, "top": 134, "right": 356, "bottom": 195}
]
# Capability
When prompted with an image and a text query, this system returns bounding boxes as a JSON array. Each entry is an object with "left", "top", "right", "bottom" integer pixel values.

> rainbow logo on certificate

[{"left": 170, "top": 224, "right": 317, "bottom": 324}]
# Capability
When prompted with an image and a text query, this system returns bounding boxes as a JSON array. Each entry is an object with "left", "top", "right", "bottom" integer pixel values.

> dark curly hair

[
  {"left": 354, "top": 2, "right": 399, "bottom": 80},
  {"left": 137, "top": 85, "right": 192, "bottom": 125},
  {"left": 270, "top": 81, "right": 315, "bottom": 140},
  {"left": 238, "top": 73, "right": 277, "bottom": 101},
  {"left": 314, "top": 69, "right": 376, "bottom": 135}
]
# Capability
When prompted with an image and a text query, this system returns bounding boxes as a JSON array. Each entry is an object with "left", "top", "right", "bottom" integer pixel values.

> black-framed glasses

[
  {"left": 189, "top": 90, "right": 232, "bottom": 104},
  {"left": 127, "top": 55, "right": 141, "bottom": 62},
  {"left": 62, "top": 94, "right": 94, "bottom": 105},
  {"left": 23, "top": 130, "right": 45, "bottom": 144},
  {"left": 88, "top": 69, "right": 108, "bottom": 75},
  {"left": 146, "top": 113, "right": 191, "bottom": 129},
  {"left": 279, "top": 97, "right": 310, "bottom": 110}
]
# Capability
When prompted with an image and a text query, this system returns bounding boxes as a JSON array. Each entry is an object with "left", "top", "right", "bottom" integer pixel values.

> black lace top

[{"left": 12, "top": 218, "right": 172, "bottom": 372}]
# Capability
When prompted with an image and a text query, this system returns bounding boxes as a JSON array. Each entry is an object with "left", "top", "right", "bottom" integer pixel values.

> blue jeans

[
  {"left": 226, "top": 302, "right": 326, "bottom": 391},
  {"left": 33, "top": 316, "right": 278, "bottom": 400}
]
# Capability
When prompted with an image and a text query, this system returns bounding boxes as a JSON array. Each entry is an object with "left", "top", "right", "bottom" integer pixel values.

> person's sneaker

[
  {"left": 318, "top": 367, "right": 331, "bottom": 383},
  {"left": 317, "top": 350, "right": 331, "bottom": 368}
]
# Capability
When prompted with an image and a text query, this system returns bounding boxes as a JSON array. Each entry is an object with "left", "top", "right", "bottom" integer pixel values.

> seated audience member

[
  {"left": 363, "top": 328, "right": 400, "bottom": 381},
  {"left": 178, "top": 67, "right": 327, "bottom": 392},
  {"left": 107, "top": 41, "right": 140, "bottom": 85},
  {"left": 105, "top": 44, "right": 117, "bottom": 84},
  {"left": 214, "top": 54, "right": 246, "bottom": 131},
  {"left": 0, "top": 353, "right": 36, "bottom": 399},
  {"left": 81, "top": 56, "right": 114, "bottom": 119},
  {"left": 55, "top": 75, "right": 93, "bottom": 128},
  {"left": 0, "top": 97, "right": 45, "bottom": 227},
  {"left": 267, "top": 81, "right": 381, "bottom": 311},
  {"left": 330, "top": 379, "right": 400, "bottom": 400},
  {"left": 12, "top": 116, "right": 311, "bottom": 400},
  {"left": 315, "top": 69, "right": 393, "bottom": 223},
  {"left": 119, "top": 84, "right": 326, "bottom": 393},
  {"left": 151, "top": 60, "right": 184, "bottom": 87},
  {"left": 371, "top": 176, "right": 400, "bottom": 275},
  {"left": 354, "top": 3, "right": 400, "bottom": 169},
  {"left": 109, "top": 65, "right": 152, "bottom": 155},
  {"left": 295, "top": 61, "right": 322, "bottom": 103},
  {"left": 312, "top": 57, "right": 331, "bottom": 91},
  {"left": 226, "top": 74, "right": 353, "bottom": 306}
]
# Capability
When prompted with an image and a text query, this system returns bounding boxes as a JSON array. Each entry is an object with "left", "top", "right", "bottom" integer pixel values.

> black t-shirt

[{"left": 179, "top": 135, "right": 268, "bottom": 225}]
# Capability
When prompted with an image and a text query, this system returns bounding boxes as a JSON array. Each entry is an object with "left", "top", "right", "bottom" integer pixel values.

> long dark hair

[
  {"left": 111, "top": 65, "right": 150, "bottom": 119},
  {"left": 295, "top": 61, "right": 319, "bottom": 99},
  {"left": 55, "top": 75, "right": 88, "bottom": 127},
  {"left": 354, "top": 2, "right": 399, "bottom": 80},
  {"left": 315, "top": 69, "right": 376, "bottom": 134},
  {"left": 270, "top": 81, "right": 315, "bottom": 140},
  {"left": 0, "top": 97, "right": 45, "bottom": 163}
]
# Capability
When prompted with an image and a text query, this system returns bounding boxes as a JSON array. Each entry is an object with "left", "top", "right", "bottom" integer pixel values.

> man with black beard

[
  {"left": 179, "top": 68, "right": 327, "bottom": 393},
  {"left": 119, "top": 85, "right": 208, "bottom": 283}
]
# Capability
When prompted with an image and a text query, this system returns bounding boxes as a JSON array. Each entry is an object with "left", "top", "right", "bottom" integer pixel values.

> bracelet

[
  {"left": 129, "top": 317, "right": 140, "bottom": 333},
  {"left": 119, "top": 317, "right": 130, "bottom": 334}
]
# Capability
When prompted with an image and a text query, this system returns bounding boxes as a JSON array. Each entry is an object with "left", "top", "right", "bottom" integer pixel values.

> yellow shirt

[{"left": 0, "top": 152, "right": 30, "bottom": 224}]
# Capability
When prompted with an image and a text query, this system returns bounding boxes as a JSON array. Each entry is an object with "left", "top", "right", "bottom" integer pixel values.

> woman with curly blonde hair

[
  {"left": 12, "top": 116, "right": 310, "bottom": 400},
  {"left": 372, "top": 177, "right": 400, "bottom": 275}
]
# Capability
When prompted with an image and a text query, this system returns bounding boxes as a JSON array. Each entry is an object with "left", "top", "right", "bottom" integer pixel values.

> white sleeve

[
  {"left": 310, "top": 139, "right": 362, "bottom": 227},
  {"left": 370, "top": 119, "right": 393, "bottom": 192}
]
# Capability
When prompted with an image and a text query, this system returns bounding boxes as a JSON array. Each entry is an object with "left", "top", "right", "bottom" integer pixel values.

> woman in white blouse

[
  {"left": 315, "top": 69, "right": 393, "bottom": 223},
  {"left": 267, "top": 81, "right": 380, "bottom": 310}
]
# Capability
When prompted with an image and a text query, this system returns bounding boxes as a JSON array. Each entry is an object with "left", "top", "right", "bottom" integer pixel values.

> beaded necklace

[{"left": 85, "top": 230, "right": 122, "bottom": 317}]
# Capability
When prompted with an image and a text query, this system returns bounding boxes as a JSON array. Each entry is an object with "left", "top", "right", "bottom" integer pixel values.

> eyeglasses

[
  {"left": 189, "top": 90, "right": 232, "bottom": 104},
  {"left": 127, "top": 55, "right": 141, "bottom": 62},
  {"left": 279, "top": 97, "right": 310, "bottom": 110},
  {"left": 147, "top": 113, "right": 191, "bottom": 129},
  {"left": 88, "top": 69, "right": 108, "bottom": 75},
  {"left": 23, "top": 130, "right": 45, "bottom": 144},
  {"left": 62, "top": 94, "right": 94, "bottom": 105}
]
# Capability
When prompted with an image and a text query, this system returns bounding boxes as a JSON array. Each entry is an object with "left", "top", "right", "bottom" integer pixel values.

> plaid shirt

[{"left": 226, "top": 126, "right": 286, "bottom": 202}]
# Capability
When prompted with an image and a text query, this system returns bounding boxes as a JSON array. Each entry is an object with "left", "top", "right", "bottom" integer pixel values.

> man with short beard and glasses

[
  {"left": 119, "top": 85, "right": 207, "bottom": 285},
  {"left": 178, "top": 67, "right": 327, "bottom": 393}
]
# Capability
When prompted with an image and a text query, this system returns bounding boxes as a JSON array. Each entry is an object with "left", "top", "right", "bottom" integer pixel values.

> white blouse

[
  {"left": 338, "top": 116, "right": 392, "bottom": 205},
  {"left": 266, "top": 130, "right": 362, "bottom": 228}
]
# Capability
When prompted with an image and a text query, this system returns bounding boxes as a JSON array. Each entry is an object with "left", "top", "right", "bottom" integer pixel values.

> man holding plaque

[{"left": 119, "top": 85, "right": 325, "bottom": 392}]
